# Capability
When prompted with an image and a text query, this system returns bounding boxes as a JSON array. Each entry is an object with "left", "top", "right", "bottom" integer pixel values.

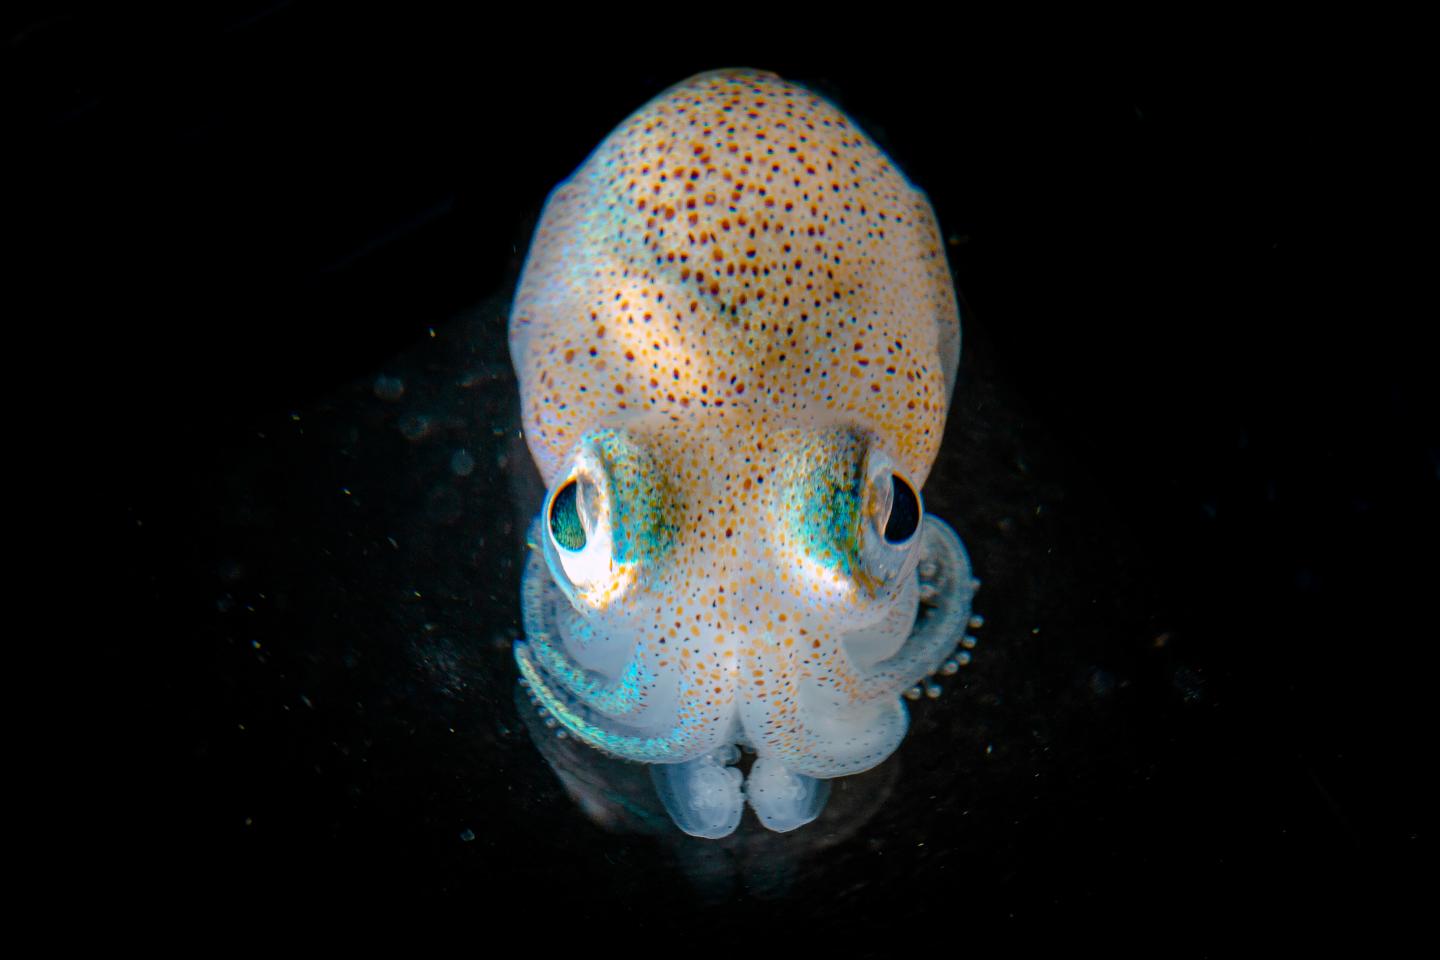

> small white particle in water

[
  {"left": 459, "top": 828, "right": 475, "bottom": 842},
  {"left": 451, "top": 449, "right": 476, "bottom": 476}
]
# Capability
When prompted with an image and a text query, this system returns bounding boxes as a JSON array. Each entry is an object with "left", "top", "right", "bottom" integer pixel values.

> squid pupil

[
  {"left": 549, "top": 479, "right": 587, "bottom": 552},
  {"left": 884, "top": 474, "right": 920, "bottom": 543}
]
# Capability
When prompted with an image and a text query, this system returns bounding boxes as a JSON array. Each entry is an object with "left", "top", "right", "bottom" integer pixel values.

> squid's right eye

[
  {"left": 541, "top": 431, "right": 675, "bottom": 610},
  {"left": 549, "top": 478, "right": 587, "bottom": 552}
]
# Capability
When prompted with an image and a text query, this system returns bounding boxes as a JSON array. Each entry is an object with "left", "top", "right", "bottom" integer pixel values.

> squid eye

[
  {"left": 541, "top": 431, "right": 672, "bottom": 610},
  {"left": 853, "top": 450, "right": 924, "bottom": 592},
  {"left": 883, "top": 473, "right": 920, "bottom": 544},
  {"left": 549, "top": 478, "right": 587, "bottom": 552}
]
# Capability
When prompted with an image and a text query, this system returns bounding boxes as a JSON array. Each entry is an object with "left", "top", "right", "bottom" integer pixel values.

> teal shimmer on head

[
  {"left": 592, "top": 429, "right": 678, "bottom": 568},
  {"left": 779, "top": 430, "right": 867, "bottom": 576}
]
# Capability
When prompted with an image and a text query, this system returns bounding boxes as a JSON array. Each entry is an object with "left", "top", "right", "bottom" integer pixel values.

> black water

[{"left": 23, "top": 8, "right": 1428, "bottom": 950}]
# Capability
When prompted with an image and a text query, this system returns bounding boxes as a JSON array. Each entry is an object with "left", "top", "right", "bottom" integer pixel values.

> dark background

[{"left": 15, "top": 4, "right": 1428, "bottom": 947}]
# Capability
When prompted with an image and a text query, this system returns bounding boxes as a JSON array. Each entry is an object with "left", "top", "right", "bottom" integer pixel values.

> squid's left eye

[
  {"left": 855, "top": 453, "right": 925, "bottom": 589},
  {"left": 883, "top": 472, "right": 921, "bottom": 544}
]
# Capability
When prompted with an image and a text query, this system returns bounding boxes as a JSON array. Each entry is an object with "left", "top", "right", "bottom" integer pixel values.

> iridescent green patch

[
  {"left": 592, "top": 429, "right": 678, "bottom": 567},
  {"left": 781, "top": 430, "right": 866, "bottom": 575}
]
